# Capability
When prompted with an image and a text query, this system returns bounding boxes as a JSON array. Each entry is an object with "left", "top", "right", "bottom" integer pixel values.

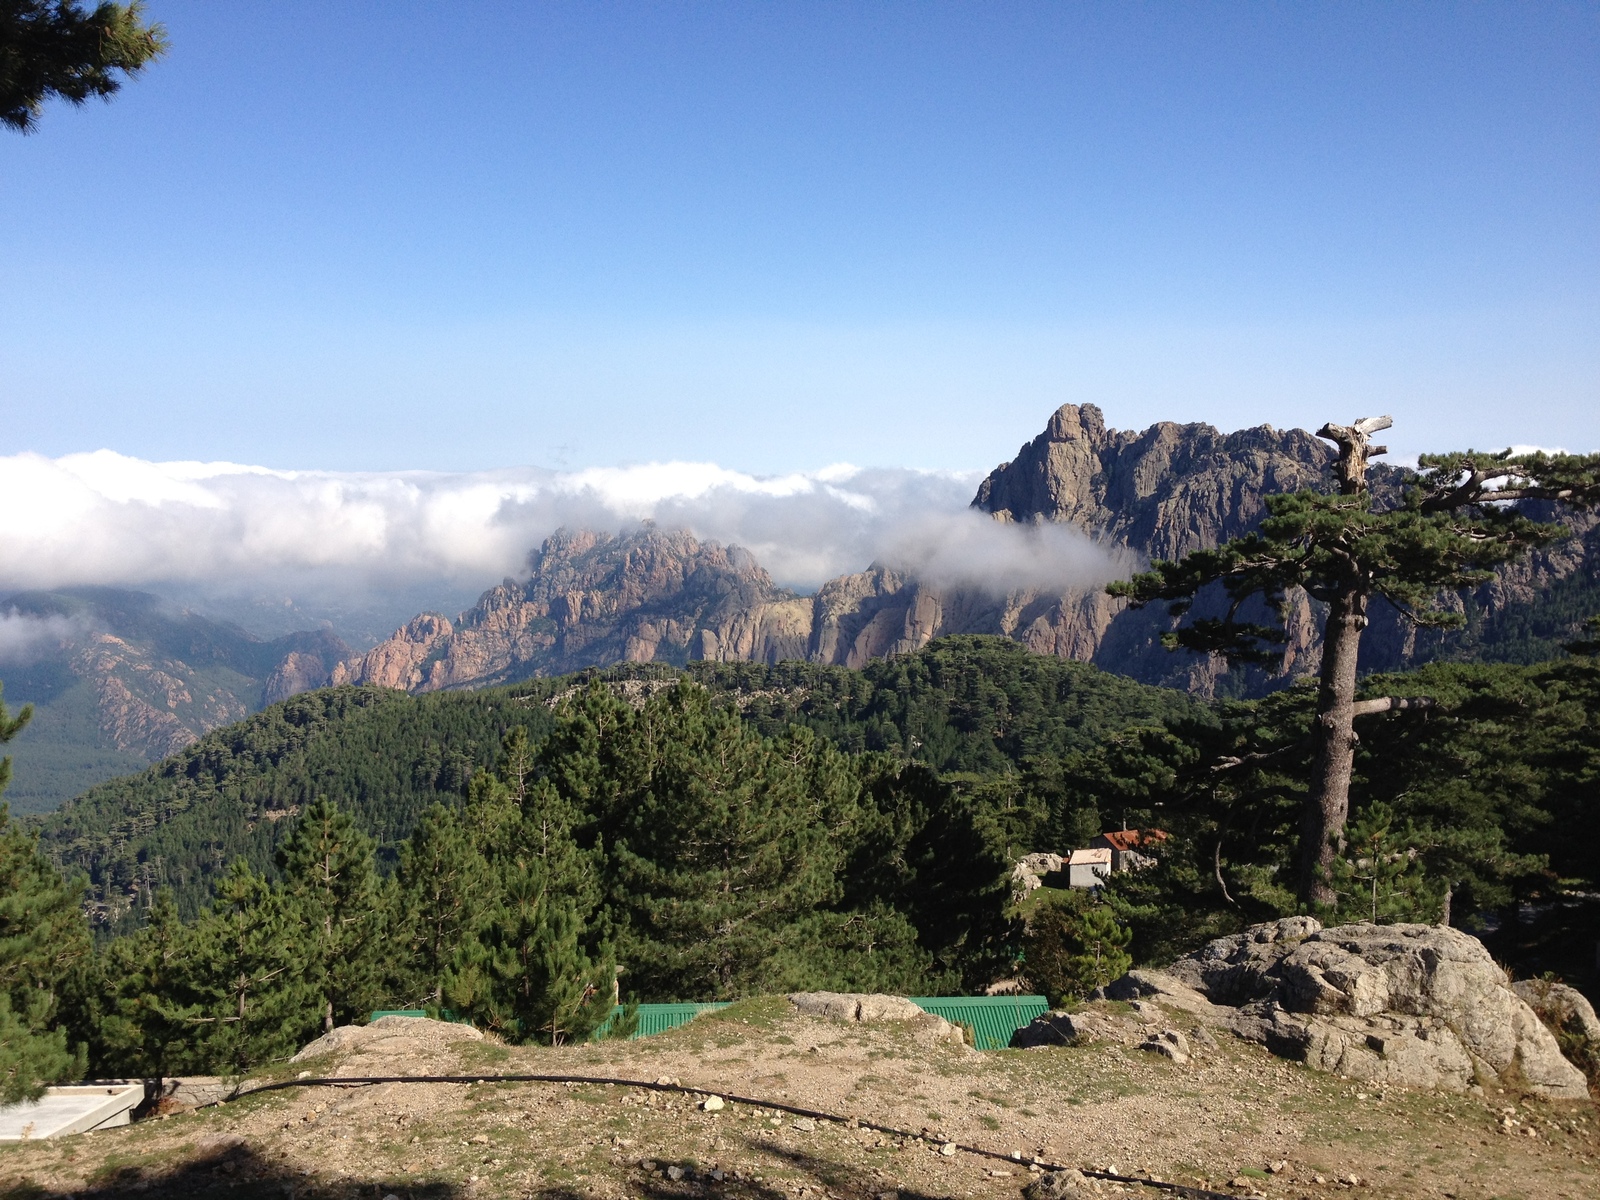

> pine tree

[
  {"left": 445, "top": 733, "right": 615, "bottom": 1044},
  {"left": 1, "top": 1, "right": 168, "bottom": 132},
  {"left": 92, "top": 889, "right": 202, "bottom": 1080},
  {"left": 1022, "top": 892, "right": 1132, "bottom": 1005},
  {"left": 601, "top": 686, "right": 842, "bottom": 1000},
  {"left": 183, "top": 860, "right": 312, "bottom": 1072},
  {"left": 1327, "top": 801, "right": 1440, "bottom": 924},
  {"left": 396, "top": 803, "right": 490, "bottom": 1008},
  {"left": 1111, "top": 419, "right": 1600, "bottom": 904},
  {"left": 277, "top": 797, "right": 385, "bottom": 1034},
  {"left": 0, "top": 684, "right": 89, "bottom": 1102}
]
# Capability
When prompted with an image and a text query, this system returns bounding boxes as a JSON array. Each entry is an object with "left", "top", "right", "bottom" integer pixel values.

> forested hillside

[
  {"left": 0, "top": 630, "right": 1594, "bottom": 1089},
  {"left": 32, "top": 637, "right": 1201, "bottom": 925}
]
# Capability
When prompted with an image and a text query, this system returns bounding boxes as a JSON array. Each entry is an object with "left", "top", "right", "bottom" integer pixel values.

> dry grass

[{"left": 1, "top": 997, "right": 1596, "bottom": 1200}]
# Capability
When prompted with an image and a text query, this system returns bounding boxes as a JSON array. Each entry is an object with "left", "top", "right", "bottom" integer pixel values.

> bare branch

[{"left": 1351, "top": 696, "right": 1436, "bottom": 718}]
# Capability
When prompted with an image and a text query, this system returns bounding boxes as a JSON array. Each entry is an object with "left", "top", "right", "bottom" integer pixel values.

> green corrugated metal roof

[{"left": 910, "top": 995, "right": 1048, "bottom": 1049}]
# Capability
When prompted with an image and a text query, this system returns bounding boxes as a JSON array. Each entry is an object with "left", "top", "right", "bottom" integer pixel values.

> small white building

[{"left": 1066, "top": 847, "right": 1112, "bottom": 889}]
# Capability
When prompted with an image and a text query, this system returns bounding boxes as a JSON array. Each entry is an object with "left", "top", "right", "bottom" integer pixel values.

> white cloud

[
  {"left": 0, "top": 611, "right": 81, "bottom": 666},
  {"left": 0, "top": 450, "right": 1124, "bottom": 605}
]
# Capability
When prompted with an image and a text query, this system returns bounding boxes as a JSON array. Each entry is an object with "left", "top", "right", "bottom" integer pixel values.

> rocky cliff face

[
  {"left": 974, "top": 403, "right": 1338, "bottom": 560},
  {"left": 335, "top": 404, "right": 1598, "bottom": 696},
  {"left": 331, "top": 528, "right": 809, "bottom": 691}
]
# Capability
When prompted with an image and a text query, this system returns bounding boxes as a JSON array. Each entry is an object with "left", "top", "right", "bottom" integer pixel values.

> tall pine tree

[
  {"left": 596, "top": 686, "right": 843, "bottom": 1000},
  {"left": 1111, "top": 419, "right": 1600, "bottom": 904},
  {"left": 444, "top": 731, "right": 616, "bottom": 1044},
  {"left": 182, "top": 859, "right": 312, "bottom": 1072},
  {"left": 277, "top": 797, "right": 385, "bottom": 1034}
]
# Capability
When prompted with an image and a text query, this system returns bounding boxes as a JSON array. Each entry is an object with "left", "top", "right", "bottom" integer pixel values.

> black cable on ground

[{"left": 198, "top": 1071, "right": 1238, "bottom": 1200}]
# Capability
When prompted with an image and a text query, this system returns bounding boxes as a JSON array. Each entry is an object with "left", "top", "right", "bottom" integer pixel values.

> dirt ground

[{"left": 1, "top": 996, "right": 1596, "bottom": 1200}]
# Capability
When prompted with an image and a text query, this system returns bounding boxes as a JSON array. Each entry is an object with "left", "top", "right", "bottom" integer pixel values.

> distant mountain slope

[
  {"left": 0, "top": 588, "right": 349, "bottom": 812},
  {"left": 32, "top": 635, "right": 1204, "bottom": 924},
  {"left": 337, "top": 404, "right": 1598, "bottom": 696}
]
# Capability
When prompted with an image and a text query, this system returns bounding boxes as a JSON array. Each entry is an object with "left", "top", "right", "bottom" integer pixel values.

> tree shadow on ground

[
  {"left": 621, "top": 1138, "right": 955, "bottom": 1200},
  {"left": 0, "top": 1140, "right": 462, "bottom": 1199}
]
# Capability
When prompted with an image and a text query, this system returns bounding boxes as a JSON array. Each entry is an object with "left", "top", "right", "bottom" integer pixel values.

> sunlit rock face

[{"left": 332, "top": 404, "right": 1598, "bottom": 696}]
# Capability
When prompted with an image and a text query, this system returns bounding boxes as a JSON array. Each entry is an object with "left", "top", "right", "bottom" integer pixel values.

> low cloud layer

[
  {"left": 0, "top": 450, "right": 1126, "bottom": 612},
  {"left": 0, "top": 611, "right": 80, "bottom": 666}
]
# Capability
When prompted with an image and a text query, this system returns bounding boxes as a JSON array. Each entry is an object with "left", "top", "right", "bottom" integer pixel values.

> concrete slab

[{"left": 0, "top": 1083, "right": 144, "bottom": 1140}]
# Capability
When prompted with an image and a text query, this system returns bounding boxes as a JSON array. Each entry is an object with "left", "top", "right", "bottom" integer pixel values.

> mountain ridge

[
  {"left": 0, "top": 587, "right": 350, "bottom": 811},
  {"left": 325, "top": 403, "right": 1598, "bottom": 697}
]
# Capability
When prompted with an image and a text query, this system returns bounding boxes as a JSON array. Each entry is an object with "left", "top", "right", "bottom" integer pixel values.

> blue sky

[{"left": 1, "top": 0, "right": 1596, "bottom": 475}]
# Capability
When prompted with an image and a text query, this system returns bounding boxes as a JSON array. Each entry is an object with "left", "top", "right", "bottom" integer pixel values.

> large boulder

[
  {"left": 787, "top": 993, "right": 968, "bottom": 1046},
  {"left": 1155, "top": 919, "right": 1589, "bottom": 1099},
  {"left": 1012, "top": 852, "right": 1065, "bottom": 897}
]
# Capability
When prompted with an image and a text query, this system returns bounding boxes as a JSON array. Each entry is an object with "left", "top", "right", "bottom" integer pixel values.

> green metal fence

[
  {"left": 605, "top": 1002, "right": 731, "bottom": 1039},
  {"left": 909, "top": 995, "right": 1048, "bottom": 1049},
  {"left": 372, "top": 996, "right": 1043, "bottom": 1049}
]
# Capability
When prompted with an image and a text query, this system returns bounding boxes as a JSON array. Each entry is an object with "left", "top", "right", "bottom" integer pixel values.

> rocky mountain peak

[
  {"left": 331, "top": 525, "right": 802, "bottom": 691},
  {"left": 973, "top": 402, "right": 1336, "bottom": 560}
]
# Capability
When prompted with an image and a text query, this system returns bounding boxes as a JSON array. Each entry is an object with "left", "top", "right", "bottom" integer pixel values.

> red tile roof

[{"left": 1096, "top": 828, "right": 1169, "bottom": 852}]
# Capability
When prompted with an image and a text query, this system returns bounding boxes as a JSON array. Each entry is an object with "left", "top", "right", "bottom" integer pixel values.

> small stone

[
  {"left": 1139, "top": 1028, "right": 1191, "bottom": 1065},
  {"left": 702, "top": 1096, "right": 725, "bottom": 1112},
  {"left": 1268, "top": 1160, "right": 1289, "bottom": 1174},
  {"left": 656, "top": 1076, "right": 679, "bottom": 1087},
  {"left": 988, "top": 1169, "right": 1012, "bottom": 1178},
  {"left": 469, "top": 1134, "right": 490, "bottom": 1145},
  {"left": 875, "top": 1192, "right": 898, "bottom": 1200},
  {"left": 939, "top": 1142, "right": 958, "bottom": 1157},
  {"left": 640, "top": 1159, "right": 657, "bottom": 1171},
  {"left": 792, "top": 1116, "right": 817, "bottom": 1132},
  {"left": 666, "top": 1164, "right": 686, "bottom": 1181},
  {"left": 1342, "top": 1175, "right": 1360, "bottom": 1186},
  {"left": 1313, "top": 1174, "right": 1327, "bottom": 1184},
  {"left": 1023, "top": 1169, "right": 1089, "bottom": 1200},
  {"left": 711, "top": 1169, "right": 725, "bottom": 1181}
]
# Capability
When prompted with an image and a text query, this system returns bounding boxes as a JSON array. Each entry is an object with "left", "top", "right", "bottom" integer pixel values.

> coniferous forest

[{"left": 1, "top": 633, "right": 1598, "bottom": 1096}]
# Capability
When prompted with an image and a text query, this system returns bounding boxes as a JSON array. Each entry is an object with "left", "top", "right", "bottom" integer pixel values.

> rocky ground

[{"left": 1, "top": 994, "right": 1596, "bottom": 1200}]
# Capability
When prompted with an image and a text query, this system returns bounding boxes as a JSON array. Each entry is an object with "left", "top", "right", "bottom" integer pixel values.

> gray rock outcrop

[
  {"left": 1513, "top": 978, "right": 1600, "bottom": 1045},
  {"left": 1012, "top": 852, "right": 1065, "bottom": 897},
  {"left": 1158, "top": 918, "right": 1589, "bottom": 1098},
  {"left": 787, "top": 992, "right": 967, "bottom": 1046}
]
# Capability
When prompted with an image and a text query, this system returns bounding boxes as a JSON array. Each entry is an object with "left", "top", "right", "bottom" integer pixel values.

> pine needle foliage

[{"left": 0, "top": 1, "right": 168, "bottom": 132}]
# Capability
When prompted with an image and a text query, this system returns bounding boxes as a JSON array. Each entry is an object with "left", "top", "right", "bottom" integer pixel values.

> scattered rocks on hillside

[
  {"left": 1151, "top": 918, "right": 1590, "bottom": 1098},
  {"left": 787, "top": 993, "right": 968, "bottom": 1046},
  {"left": 1024, "top": 1168, "right": 1093, "bottom": 1200}
]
